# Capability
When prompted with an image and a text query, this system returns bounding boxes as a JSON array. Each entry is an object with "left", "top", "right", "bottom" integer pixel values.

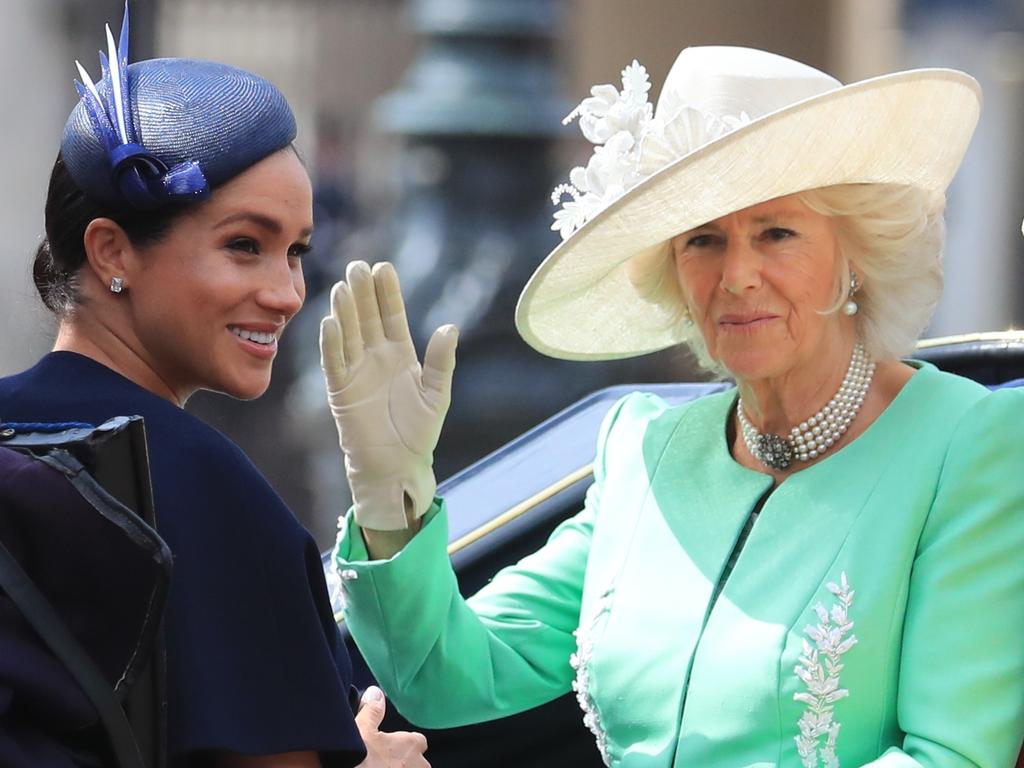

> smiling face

[
  {"left": 119, "top": 148, "right": 312, "bottom": 401},
  {"left": 671, "top": 193, "right": 854, "bottom": 383}
]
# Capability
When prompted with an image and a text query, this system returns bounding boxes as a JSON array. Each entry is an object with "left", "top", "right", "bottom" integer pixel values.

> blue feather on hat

[{"left": 62, "top": 1, "right": 296, "bottom": 211}]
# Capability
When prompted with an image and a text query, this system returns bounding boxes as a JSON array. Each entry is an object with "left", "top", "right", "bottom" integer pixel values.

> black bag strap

[{"left": 0, "top": 513, "right": 146, "bottom": 768}]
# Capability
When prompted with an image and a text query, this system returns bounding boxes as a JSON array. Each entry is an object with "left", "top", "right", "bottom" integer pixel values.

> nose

[
  {"left": 256, "top": 258, "right": 305, "bottom": 318},
  {"left": 719, "top": 237, "right": 762, "bottom": 295}
]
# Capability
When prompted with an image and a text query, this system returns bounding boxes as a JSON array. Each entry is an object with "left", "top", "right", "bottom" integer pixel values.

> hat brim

[{"left": 515, "top": 68, "right": 981, "bottom": 361}]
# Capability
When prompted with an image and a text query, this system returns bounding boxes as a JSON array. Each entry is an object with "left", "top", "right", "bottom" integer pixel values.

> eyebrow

[
  {"left": 689, "top": 208, "right": 809, "bottom": 232},
  {"left": 214, "top": 211, "right": 313, "bottom": 239},
  {"left": 750, "top": 209, "right": 808, "bottom": 225}
]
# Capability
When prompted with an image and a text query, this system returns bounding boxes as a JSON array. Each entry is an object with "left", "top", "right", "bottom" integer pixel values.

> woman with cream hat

[{"left": 324, "top": 46, "right": 1024, "bottom": 766}]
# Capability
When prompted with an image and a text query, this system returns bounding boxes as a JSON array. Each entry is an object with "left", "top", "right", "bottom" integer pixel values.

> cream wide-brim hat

[{"left": 515, "top": 46, "right": 981, "bottom": 360}]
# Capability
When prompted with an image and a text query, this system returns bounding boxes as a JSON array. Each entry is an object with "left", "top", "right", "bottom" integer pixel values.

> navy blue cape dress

[{"left": 0, "top": 352, "right": 365, "bottom": 766}]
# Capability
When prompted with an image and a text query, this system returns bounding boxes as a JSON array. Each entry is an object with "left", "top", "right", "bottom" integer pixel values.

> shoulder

[
  {"left": 913, "top": 382, "right": 1024, "bottom": 577},
  {"left": 939, "top": 384, "right": 1024, "bottom": 469},
  {"left": 909, "top": 374, "right": 1024, "bottom": 540},
  {"left": 0, "top": 358, "right": 51, "bottom": 403},
  {"left": 594, "top": 387, "right": 732, "bottom": 478},
  {"left": 142, "top": 406, "right": 288, "bottom": 525},
  {"left": 902, "top": 364, "right": 1021, "bottom": 446},
  {"left": 875, "top": 364, "right": 992, "bottom": 452},
  {"left": 0, "top": 355, "right": 255, "bottom": 479},
  {"left": 150, "top": 405, "right": 258, "bottom": 477},
  {"left": 0, "top": 355, "right": 254, "bottom": 481},
  {"left": 915, "top": 363, "right": 989, "bottom": 399},
  {"left": 599, "top": 387, "right": 733, "bottom": 439}
]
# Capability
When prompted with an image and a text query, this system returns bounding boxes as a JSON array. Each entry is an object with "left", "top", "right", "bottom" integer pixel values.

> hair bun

[{"left": 33, "top": 239, "right": 66, "bottom": 314}]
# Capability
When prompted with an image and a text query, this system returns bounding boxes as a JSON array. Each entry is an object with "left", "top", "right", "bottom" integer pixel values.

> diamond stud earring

[{"left": 110, "top": 276, "right": 125, "bottom": 294}]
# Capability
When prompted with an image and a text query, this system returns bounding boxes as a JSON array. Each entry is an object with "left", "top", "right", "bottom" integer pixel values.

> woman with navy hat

[{"left": 0, "top": 6, "right": 427, "bottom": 767}]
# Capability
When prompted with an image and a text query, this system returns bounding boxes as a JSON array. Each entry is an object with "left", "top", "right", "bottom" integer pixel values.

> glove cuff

[{"left": 350, "top": 461, "right": 436, "bottom": 531}]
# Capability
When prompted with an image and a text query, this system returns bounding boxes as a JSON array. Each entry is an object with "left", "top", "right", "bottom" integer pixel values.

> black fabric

[
  {"left": 0, "top": 444, "right": 170, "bottom": 690},
  {"left": 0, "top": 447, "right": 139, "bottom": 767},
  {"left": 6, "top": 416, "right": 173, "bottom": 768},
  {"left": 0, "top": 353, "right": 365, "bottom": 766}
]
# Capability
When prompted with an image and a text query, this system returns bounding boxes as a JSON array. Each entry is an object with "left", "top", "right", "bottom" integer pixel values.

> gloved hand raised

[{"left": 319, "top": 261, "right": 458, "bottom": 531}]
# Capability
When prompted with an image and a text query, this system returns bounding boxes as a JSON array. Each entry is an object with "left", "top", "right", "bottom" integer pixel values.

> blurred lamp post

[{"left": 374, "top": 0, "right": 583, "bottom": 476}]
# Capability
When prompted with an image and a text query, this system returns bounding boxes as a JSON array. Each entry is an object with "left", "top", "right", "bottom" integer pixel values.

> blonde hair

[{"left": 628, "top": 183, "right": 946, "bottom": 376}]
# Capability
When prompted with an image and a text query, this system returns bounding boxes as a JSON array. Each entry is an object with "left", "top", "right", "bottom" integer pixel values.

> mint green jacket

[{"left": 335, "top": 366, "right": 1024, "bottom": 767}]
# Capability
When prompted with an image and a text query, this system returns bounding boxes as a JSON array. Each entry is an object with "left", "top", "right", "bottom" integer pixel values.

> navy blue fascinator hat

[{"left": 61, "top": 3, "right": 296, "bottom": 211}]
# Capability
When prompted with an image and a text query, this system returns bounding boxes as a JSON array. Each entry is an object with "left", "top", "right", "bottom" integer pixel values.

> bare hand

[{"left": 355, "top": 686, "right": 430, "bottom": 768}]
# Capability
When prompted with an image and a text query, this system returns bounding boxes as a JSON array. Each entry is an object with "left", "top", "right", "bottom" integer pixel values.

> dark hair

[{"left": 33, "top": 153, "right": 189, "bottom": 315}]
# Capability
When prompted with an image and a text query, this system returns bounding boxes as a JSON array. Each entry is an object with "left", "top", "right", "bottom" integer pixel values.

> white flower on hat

[
  {"left": 552, "top": 59, "right": 751, "bottom": 241},
  {"left": 638, "top": 107, "right": 751, "bottom": 177},
  {"left": 552, "top": 61, "right": 653, "bottom": 239},
  {"left": 574, "top": 60, "right": 653, "bottom": 144}
]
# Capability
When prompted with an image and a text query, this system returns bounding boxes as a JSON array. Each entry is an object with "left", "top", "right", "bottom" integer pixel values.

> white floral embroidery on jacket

[
  {"left": 793, "top": 572, "right": 858, "bottom": 768},
  {"left": 569, "top": 589, "right": 614, "bottom": 766}
]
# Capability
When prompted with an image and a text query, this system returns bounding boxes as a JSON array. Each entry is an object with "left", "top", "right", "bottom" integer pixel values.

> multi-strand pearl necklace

[{"left": 737, "top": 342, "right": 876, "bottom": 471}]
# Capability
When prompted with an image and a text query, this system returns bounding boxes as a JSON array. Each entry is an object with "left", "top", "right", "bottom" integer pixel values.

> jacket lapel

[{"left": 590, "top": 391, "right": 773, "bottom": 762}]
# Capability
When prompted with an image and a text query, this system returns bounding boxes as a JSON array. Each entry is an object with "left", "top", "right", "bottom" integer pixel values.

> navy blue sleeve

[{"left": 148, "top": 422, "right": 365, "bottom": 765}]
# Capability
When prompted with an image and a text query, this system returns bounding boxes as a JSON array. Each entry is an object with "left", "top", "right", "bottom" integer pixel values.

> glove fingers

[
  {"left": 347, "top": 260, "right": 385, "bottom": 346},
  {"left": 319, "top": 316, "right": 348, "bottom": 386},
  {"left": 422, "top": 324, "right": 458, "bottom": 397},
  {"left": 372, "top": 262, "right": 413, "bottom": 345},
  {"left": 331, "top": 280, "right": 364, "bottom": 368}
]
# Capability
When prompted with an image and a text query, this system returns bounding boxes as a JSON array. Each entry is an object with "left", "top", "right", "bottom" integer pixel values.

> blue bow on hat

[{"left": 61, "top": 2, "right": 296, "bottom": 211}]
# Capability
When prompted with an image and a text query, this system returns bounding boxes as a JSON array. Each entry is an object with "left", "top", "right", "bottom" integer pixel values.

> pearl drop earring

[{"left": 842, "top": 272, "right": 860, "bottom": 316}]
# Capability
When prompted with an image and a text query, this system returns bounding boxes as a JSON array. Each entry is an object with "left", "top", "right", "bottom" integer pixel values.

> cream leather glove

[{"left": 319, "top": 260, "right": 458, "bottom": 531}]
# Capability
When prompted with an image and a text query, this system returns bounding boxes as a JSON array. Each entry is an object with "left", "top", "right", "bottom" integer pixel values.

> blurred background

[{"left": 2, "top": 0, "right": 1022, "bottom": 548}]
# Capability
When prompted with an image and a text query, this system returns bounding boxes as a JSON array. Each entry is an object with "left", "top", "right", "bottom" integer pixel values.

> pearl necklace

[{"left": 737, "top": 343, "right": 875, "bottom": 471}]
